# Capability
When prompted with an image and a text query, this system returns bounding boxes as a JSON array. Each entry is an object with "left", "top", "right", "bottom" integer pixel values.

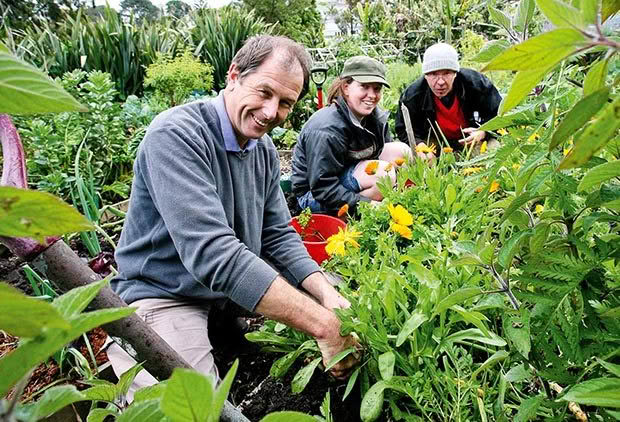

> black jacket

[
  {"left": 291, "top": 96, "right": 390, "bottom": 213},
  {"left": 395, "top": 68, "right": 501, "bottom": 150}
]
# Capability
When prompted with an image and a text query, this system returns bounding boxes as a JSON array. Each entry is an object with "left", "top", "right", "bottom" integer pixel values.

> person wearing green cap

[{"left": 291, "top": 56, "right": 412, "bottom": 215}]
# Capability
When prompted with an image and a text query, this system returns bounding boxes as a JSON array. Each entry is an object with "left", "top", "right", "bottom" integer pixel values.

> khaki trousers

[{"left": 106, "top": 298, "right": 219, "bottom": 403}]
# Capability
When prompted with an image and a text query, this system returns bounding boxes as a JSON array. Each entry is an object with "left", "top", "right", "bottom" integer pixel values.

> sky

[{"left": 94, "top": 0, "right": 232, "bottom": 11}]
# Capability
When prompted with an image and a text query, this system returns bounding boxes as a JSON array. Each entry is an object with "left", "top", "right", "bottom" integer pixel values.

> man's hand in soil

[{"left": 459, "top": 127, "right": 486, "bottom": 145}]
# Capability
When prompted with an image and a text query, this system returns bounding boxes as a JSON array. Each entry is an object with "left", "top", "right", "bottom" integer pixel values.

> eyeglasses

[{"left": 425, "top": 72, "right": 456, "bottom": 82}]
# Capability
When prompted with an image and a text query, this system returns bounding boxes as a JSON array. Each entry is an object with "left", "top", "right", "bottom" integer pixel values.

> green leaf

[
  {"left": 343, "top": 367, "right": 360, "bottom": 401},
  {"left": 600, "top": 306, "right": 620, "bottom": 318},
  {"left": 435, "top": 287, "right": 483, "bottom": 314},
  {"left": 499, "top": 230, "right": 531, "bottom": 268},
  {"left": 602, "top": 0, "right": 620, "bottom": 21},
  {"left": 259, "top": 412, "right": 317, "bottom": 422},
  {"left": 360, "top": 381, "right": 387, "bottom": 422},
  {"left": 445, "top": 184, "right": 456, "bottom": 208},
  {"left": 514, "top": 0, "right": 536, "bottom": 31},
  {"left": 505, "top": 363, "right": 533, "bottom": 382},
  {"left": 211, "top": 360, "right": 238, "bottom": 422},
  {"left": 560, "top": 378, "right": 620, "bottom": 407},
  {"left": 19, "top": 385, "right": 86, "bottom": 420},
  {"left": 503, "top": 312, "right": 531, "bottom": 358},
  {"left": 483, "top": 28, "right": 585, "bottom": 71},
  {"left": 578, "top": 160, "right": 620, "bottom": 192},
  {"left": 559, "top": 95, "right": 620, "bottom": 169},
  {"left": 478, "top": 109, "right": 535, "bottom": 131},
  {"left": 514, "top": 395, "right": 545, "bottom": 421},
  {"left": 324, "top": 347, "right": 356, "bottom": 371},
  {"left": 451, "top": 306, "right": 491, "bottom": 337},
  {"left": 87, "top": 408, "right": 121, "bottom": 422},
  {"left": 291, "top": 357, "right": 321, "bottom": 394},
  {"left": 0, "top": 186, "right": 92, "bottom": 242},
  {"left": 489, "top": 6, "right": 513, "bottom": 30},
  {"left": 133, "top": 382, "right": 168, "bottom": 403},
  {"left": 529, "top": 222, "right": 551, "bottom": 254},
  {"left": 0, "top": 51, "right": 87, "bottom": 114},
  {"left": 52, "top": 278, "right": 109, "bottom": 319},
  {"left": 0, "top": 282, "right": 69, "bottom": 337},
  {"left": 598, "top": 359, "right": 620, "bottom": 378},
  {"left": 499, "top": 67, "right": 551, "bottom": 115},
  {"left": 583, "top": 59, "right": 609, "bottom": 96},
  {"left": 407, "top": 261, "right": 440, "bottom": 289},
  {"left": 117, "top": 399, "right": 168, "bottom": 422},
  {"left": 396, "top": 311, "right": 428, "bottom": 347},
  {"left": 550, "top": 88, "right": 610, "bottom": 150},
  {"left": 161, "top": 368, "right": 216, "bottom": 422},
  {"left": 0, "top": 307, "right": 135, "bottom": 398},
  {"left": 536, "top": 0, "right": 585, "bottom": 28},
  {"left": 472, "top": 40, "right": 511, "bottom": 63},
  {"left": 472, "top": 350, "right": 509, "bottom": 379},
  {"left": 378, "top": 351, "right": 395, "bottom": 381},
  {"left": 118, "top": 363, "right": 146, "bottom": 397},
  {"left": 500, "top": 193, "right": 536, "bottom": 225},
  {"left": 580, "top": 0, "right": 598, "bottom": 23},
  {"left": 270, "top": 350, "right": 301, "bottom": 378},
  {"left": 445, "top": 328, "right": 507, "bottom": 347}
]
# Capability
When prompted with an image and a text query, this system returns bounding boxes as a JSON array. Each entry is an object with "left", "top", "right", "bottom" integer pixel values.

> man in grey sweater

[{"left": 107, "top": 35, "right": 359, "bottom": 396}]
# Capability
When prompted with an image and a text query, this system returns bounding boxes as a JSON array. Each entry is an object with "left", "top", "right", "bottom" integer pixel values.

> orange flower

[
  {"left": 394, "top": 158, "right": 405, "bottom": 166},
  {"left": 337, "top": 204, "right": 349, "bottom": 217},
  {"left": 443, "top": 147, "right": 453, "bottom": 153},
  {"left": 365, "top": 161, "right": 379, "bottom": 175},
  {"left": 384, "top": 162, "right": 393, "bottom": 171},
  {"left": 489, "top": 181, "right": 500, "bottom": 193}
]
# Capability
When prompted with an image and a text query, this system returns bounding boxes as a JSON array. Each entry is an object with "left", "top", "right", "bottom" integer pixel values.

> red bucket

[{"left": 290, "top": 214, "right": 346, "bottom": 265}]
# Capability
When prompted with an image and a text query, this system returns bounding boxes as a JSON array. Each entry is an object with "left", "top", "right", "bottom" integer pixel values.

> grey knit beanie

[{"left": 422, "top": 43, "right": 460, "bottom": 74}]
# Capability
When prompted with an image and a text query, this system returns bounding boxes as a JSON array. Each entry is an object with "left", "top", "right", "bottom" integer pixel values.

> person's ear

[{"left": 226, "top": 63, "right": 240, "bottom": 89}]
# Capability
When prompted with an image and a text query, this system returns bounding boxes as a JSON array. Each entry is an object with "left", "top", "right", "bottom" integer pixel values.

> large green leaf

[
  {"left": 514, "top": 395, "right": 545, "bottom": 421},
  {"left": 472, "top": 350, "right": 509, "bottom": 379},
  {"left": 472, "top": 40, "right": 511, "bottom": 63},
  {"left": 52, "top": 278, "right": 109, "bottom": 319},
  {"left": 407, "top": 261, "right": 440, "bottom": 289},
  {"left": 378, "top": 351, "right": 395, "bottom": 381},
  {"left": 19, "top": 385, "right": 86, "bottom": 421},
  {"left": 291, "top": 357, "right": 321, "bottom": 394},
  {"left": 536, "top": 0, "right": 585, "bottom": 28},
  {"left": 598, "top": 359, "right": 620, "bottom": 378},
  {"left": 0, "top": 186, "right": 92, "bottom": 242},
  {"left": 161, "top": 368, "right": 216, "bottom": 422},
  {"left": 558, "top": 95, "right": 620, "bottom": 169},
  {"left": 0, "top": 307, "right": 135, "bottom": 398},
  {"left": 259, "top": 412, "right": 316, "bottom": 422},
  {"left": 478, "top": 108, "right": 535, "bottom": 131},
  {"left": 505, "top": 363, "right": 533, "bottom": 382},
  {"left": 578, "top": 160, "right": 620, "bottom": 192},
  {"left": 0, "top": 48, "right": 86, "bottom": 114},
  {"left": 580, "top": 0, "right": 598, "bottom": 23},
  {"left": 0, "top": 283, "right": 69, "bottom": 337},
  {"left": 560, "top": 378, "right": 620, "bottom": 407},
  {"left": 360, "top": 381, "right": 387, "bottom": 422},
  {"left": 86, "top": 408, "right": 121, "bottom": 422},
  {"left": 503, "top": 312, "right": 531, "bottom": 358},
  {"left": 396, "top": 311, "right": 428, "bottom": 347},
  {"left": 583, "top": 59, "right": 609, "bottom": 96},
  {"left": 445, "top": 328, "right": 507, "bottom": 347},
  {"left": 550, "top": 88, "right": 610, "bottom": 150},
  {"left": 117, "top": 399, "right": 168, "bottom": 422},
  {"left": 602, "top": 0, "right": 620, "bottom": 21},
  {"left": 498, "top": 230, "right": 532, "bottom": 268},
  {"left": 514, "top": 0, "right": 536, "bottom": 31},
  {"left": 499, "top": 67, "right": 552, "bottom": 115},
  {"left": 489, "top": 6, "right": 513, "bottom": 31},
  {"left": 483, "top": 28, "right": 585, "bottom": 71},
  {"left": 210, "top": 360, "right": 238, "bottom": 422},
  {"left": 434, "top": 287, "right": 483, "bottom": 315}
]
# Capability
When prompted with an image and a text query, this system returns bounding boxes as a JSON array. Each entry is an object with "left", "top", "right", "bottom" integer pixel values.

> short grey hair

[{"left": 231, "top": 35, "right": 312, "bottom": 100}]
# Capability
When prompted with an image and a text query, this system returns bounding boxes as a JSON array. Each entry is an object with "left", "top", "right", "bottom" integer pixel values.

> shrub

[{"left": 144, "top": 50, "right": 214, "bottom": 107}]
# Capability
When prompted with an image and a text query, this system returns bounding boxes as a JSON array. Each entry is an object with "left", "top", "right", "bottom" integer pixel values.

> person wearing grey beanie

[{"left": 395, "top": 42, "right": 502, "bottom": 159}]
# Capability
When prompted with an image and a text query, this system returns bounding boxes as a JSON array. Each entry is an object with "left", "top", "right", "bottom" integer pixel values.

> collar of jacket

[
  {"left": 335, "top": 95, "right": 389, "bottom": 136},
  {"left": 421, "top": 73, "right": 466, "bottom": 113}
]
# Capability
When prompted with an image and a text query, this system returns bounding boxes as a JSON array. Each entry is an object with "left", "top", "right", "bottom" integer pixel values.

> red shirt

[{"left": 433, "top": 95, "right": 467, "bottom": 141}]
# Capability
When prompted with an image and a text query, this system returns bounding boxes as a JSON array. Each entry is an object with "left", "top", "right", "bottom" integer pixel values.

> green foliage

[
  {"left": 144, "top": 50, "right": 214, "bottom": 107},
  {"left": 120, "top": 0, "right": 160, "bottom": 23}
]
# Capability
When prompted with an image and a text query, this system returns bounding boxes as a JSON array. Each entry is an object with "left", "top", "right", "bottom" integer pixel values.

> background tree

[
  {"left": 0, "top": 0, "right": 88, "bottom": 29},
  {"left": 166, "top": 0, "right": 192, "bottom": 18},
  {"left": 120, "top": 0, "right": 160, "bottom": 22}
]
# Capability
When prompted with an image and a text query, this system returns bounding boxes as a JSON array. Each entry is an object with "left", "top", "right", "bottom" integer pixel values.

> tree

[
  {"left": 166, "top": 0, "right": 191, "bottom": 18},
  {"left": 120, "top": 0, "right": 160, "bottom": 22},
  {"left": 0, "top": 0, "right": 88, "bottom": 29}
]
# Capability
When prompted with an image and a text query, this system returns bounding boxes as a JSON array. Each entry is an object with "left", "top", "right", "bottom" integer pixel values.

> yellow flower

[
  {"left": 325, "top": 227, "right": 361, "bottom": 256},
  {"left": 563, "top": 147, "right": 572, "bottom": 156},
  {"left": 462, "top": 167, "right": 483, "bottom": 176},
  {"left": 480, "top": 141, "right": 488, "bottom": 154},
  {"left": 365, "top": 161, "right": 378, "bottom": 175},
  {"left": 337, "top": 204, "right": 349, "bottom": 217},
  {"left": 443, "top": 147, "right": 453, "bottom": 153},
  {"left": 394, "top": 158, "right": 405, "bottom": 166},
  {"left": 489, "top": 181, "right": 500, "bottom": 193},
  {"left": 497, "top": 128, "right": 508, "bottom": 136},
  {"left": 384, "top": 162, "right": 393, "bottom": 172},
  {"left": 528, "top": 132, "right": 540, "bottom": 142},
  {"left": 388, "top": 204, "right": 413, "bottom": 226},
  {"left": 416, "top": 144, "right": 437, "bottom": 154},
  {"left": 450, "top": 231, "right": 458, "bottom": 239},
  {"left": 535, "top": 204, "right": 544, "bottom": 215},
  {"left": 512, "top": 163, "right": 521, "bottom": 170},
  {"left": 390, "top": 222, "right": 412, "bottom": 239}
]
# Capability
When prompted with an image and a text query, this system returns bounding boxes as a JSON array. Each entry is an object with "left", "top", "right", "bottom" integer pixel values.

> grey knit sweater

[{"left": 111, "top": 96, "right": 319, "bottom": 311}]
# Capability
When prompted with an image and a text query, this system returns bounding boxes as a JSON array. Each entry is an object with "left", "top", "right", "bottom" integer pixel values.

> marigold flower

[
  {"left": 563, "top": 147, "right": 572, "bottom": 156},
  {"left": 337, "top": 204, "right": 349, "bottom": 217},
  {"left": 462, "top": 167, "right": 483, "bottom": 176},
  {"left": 365, "top": 161, "right": 379, "bottom": 175},
  {"left": 480, "top": 141, "right": 487, "bottom": 154},
  {"left": 489, "top": 181, "right": 500, "bottom": 193},
  {"left": 387, "top": 204, "right": 413, "bottom": 226},
  {"left": 325, "top": 226, "right": 361, "bottom": 256},
  {"left": 390, "top": 222, "right": 412, "bottom": 239},
  {"left": 528, "top": 132, "right": 540, "bottom": 142},
  {"left": 394, "top": 158, "right": 405, "bottom": 166},
  {"left": 384, "top": 162, "right": 393, "bottom": 172},
  {"left": 512, "top": 163, "right": 521, "bottom": 170},
  {"left": 535, "top": 204, "right": 544, "bottom": 215},
  {"left": 475, "top": 186, "right": 483, "bottom": 193},
  {"left": 415, "top": 144, "right": 437, "bottom": 154},
  {"left": 497, "top": 128, "right": 508, "bottom": 136},
  {"left": 443, "top": 147, "right": 453, "bottom": 153}
]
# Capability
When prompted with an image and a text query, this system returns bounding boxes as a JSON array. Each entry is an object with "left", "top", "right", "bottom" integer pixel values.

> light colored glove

[{"left": 460, "top": 128, "right": 486, "bottom": 145}]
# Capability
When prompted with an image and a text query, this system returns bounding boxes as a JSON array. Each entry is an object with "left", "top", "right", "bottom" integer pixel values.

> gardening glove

[
  {"left": 317, "top": 324, "right": 362, "bottom": 380},
  {"left": 460, "top": 127, "right": 486, "bottom": 145}
]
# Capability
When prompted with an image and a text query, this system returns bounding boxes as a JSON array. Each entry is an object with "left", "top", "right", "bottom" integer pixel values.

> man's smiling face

[{"left": 224, "top": 52, "right": 303, "bottom": 148}]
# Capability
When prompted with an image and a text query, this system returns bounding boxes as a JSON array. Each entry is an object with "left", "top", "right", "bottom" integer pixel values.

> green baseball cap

[{"left": 340, "top": 56, "right": 390, "bottom": 88}]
